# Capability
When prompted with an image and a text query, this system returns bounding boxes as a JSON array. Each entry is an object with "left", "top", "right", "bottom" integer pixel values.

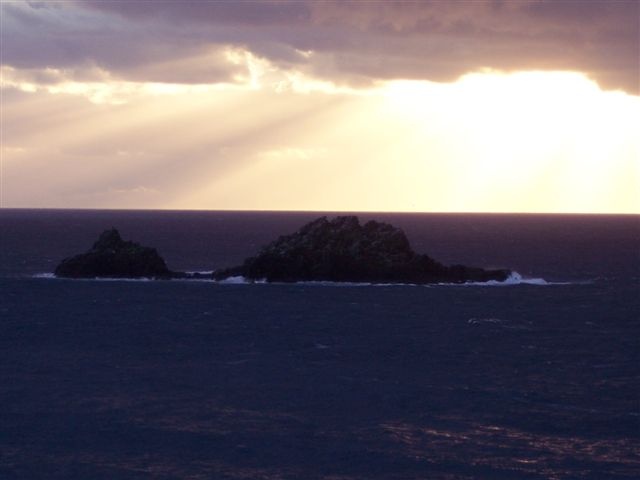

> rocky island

[
  {"left": 54, "top": 217, "right": 511, "bottom": 283},
  {"left": 214, "top": 216, "right": 511, "bottom": 284},
  {"left": 54, "top": 228, "right": 174, "bottom": 279}
]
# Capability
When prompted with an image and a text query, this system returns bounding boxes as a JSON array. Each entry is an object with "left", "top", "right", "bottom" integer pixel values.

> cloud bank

[{"left": 2, "top": 0, "right": 638, "bottom": 94}]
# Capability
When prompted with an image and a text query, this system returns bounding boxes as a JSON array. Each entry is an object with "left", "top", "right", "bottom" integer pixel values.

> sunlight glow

[
  {"left": 2, "top": 67, "right": 638, "bottom": 212},
  {"left": 379, "top": 71, "right": 640, "bottom": 213}
]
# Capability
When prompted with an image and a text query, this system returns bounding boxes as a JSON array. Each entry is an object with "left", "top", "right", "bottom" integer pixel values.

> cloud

[
  {"left": 86, "top": 0, "right": 640, "bottom": 94},
  {"left": 308, "top": 0, "right": 640, "bottom": 93},
  {"left": 2, "top": 0, "right": 637, "bottom": 94},
  {"left": 1, "top": 2, "right": 247, "bottom": 85},
  {"left": 81, "top": 0, "right": 312, "bottom": 27}
]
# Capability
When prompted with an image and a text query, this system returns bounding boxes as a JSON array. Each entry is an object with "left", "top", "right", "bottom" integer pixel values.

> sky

[{"left": 1, "top": 0, "right": 638, "bottom": 213}]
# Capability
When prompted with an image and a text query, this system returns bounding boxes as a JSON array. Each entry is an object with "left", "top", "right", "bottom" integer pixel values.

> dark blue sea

[{"left": 1, "top": 209, "right": 639, "bottom": 479}]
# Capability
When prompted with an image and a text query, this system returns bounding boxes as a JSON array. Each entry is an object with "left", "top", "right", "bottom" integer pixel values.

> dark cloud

[
  {"left": 303, "top": 0, "right": 639, "bottom": 92},
  {"left": 1, "top": 2, "right": 248, "bottom": 84},
  {"left": 2, "top": 0, "right": 638, "bottom": 94},
  {"left": 81, "top": 0, "right": 311, "bottom": 26}
]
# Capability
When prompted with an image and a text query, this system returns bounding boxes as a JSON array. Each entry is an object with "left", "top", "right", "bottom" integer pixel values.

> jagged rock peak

[
  {"left": 258, "top": 215, "right": 413, "bottom": 259},
  {"left": 214, "top": 215, "right": 511, "bottom": 284},
  {"left": 92, "top": 227, "right": 123, "bottom": 251},
  {"left": 54, "top": 228, "right": 171, "bottom": 279}
]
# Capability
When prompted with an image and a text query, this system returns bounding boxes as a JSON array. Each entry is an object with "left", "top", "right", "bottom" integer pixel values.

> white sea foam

[
  {"left": 78, "top": 277, "right": 155, "bottom": 282},
  {"left": 32, "top": 273, "right": 56, "bottom": 279},
  {"left": 217, "top": 276, "right": 266, "bottom": 285},
  {"left": 202, "top": 278, "right": 415, "bottom": 287},
  {"left": 218, "top": 275, "right": 250, "bottom": 284},
  {"left": 438, "top": 271, "right": 553, "bottom": 286},
  {"left": 290, "top": 271, "right": 566, "bottom": 287},
  {"left": 209, "top": 273, "right": 563, "bottom": 287},
  {"left": 289, "top": 280, "right": 411, "bottom": 287},
  {"left": 33, "top": 272, "right": 217, "bottom": 283},
  {"left": 468, "top": 318, "right": 504, "bottom": 324},
  {"left": 502, "top": 271, "right": 549, "bottom": 285},
  {"left": 32, "top": 271, "right": 573, "bottom": 287},
  {"left": 33, "top": 273, "right": 155, "bottom": 282}
]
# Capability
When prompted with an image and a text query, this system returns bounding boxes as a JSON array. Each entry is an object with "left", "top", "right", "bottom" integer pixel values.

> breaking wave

[
  {"left": 32, "top": 273, "right": 56, "bottom": 279},
  {"left": 33, "top": 273, "right": 155, "bottom": 282},
  {"left": 33, "top": 271, "right": 574, "bottom": 286},
  {"left": 441, "top": 271, "right": 560, "bottom": 286},
  {"left": 212, "top": 271, "right": 572, "bottom": 287}
]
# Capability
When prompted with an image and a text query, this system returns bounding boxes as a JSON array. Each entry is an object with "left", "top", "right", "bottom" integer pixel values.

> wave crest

[{"left": 33, "top": 271, "right": 572, "bottom": 286}]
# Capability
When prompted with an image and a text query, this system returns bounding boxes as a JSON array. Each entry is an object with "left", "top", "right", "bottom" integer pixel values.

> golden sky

[{"left": 1, "top": 0, "right": 638, "bottom": 213}]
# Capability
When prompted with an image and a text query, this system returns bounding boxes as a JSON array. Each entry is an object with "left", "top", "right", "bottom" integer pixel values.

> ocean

[{"left": 1, "top": 209, "right": 638, "bottom": 479}]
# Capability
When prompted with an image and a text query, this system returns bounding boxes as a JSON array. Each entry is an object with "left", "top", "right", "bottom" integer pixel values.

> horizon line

[{"left": 1, "top": 207, "right": 638, "bottom": 216}]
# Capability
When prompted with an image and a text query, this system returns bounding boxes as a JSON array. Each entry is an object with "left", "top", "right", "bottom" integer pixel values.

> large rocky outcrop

[
  {"left": 213, "top": 216, "right": 511, "bottom": 284},
  {"left": 54, "top": 228, "right": 173, "bottom": 279}
]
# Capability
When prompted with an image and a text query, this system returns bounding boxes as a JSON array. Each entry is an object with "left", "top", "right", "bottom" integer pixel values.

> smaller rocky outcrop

[
  {"left": 54, "top": 228, "right": 173, "bottom": 279},
  {"left": 213, "top": 216, "right": 511, "bottom": 284}
]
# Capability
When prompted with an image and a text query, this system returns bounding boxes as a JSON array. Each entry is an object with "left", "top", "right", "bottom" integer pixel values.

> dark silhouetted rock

[
  {"left": 213, "top": 216, "right": 511, "bottom": 284},
  {"left": 54, "top": 228, "right": 172, "bottom": 279}
]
